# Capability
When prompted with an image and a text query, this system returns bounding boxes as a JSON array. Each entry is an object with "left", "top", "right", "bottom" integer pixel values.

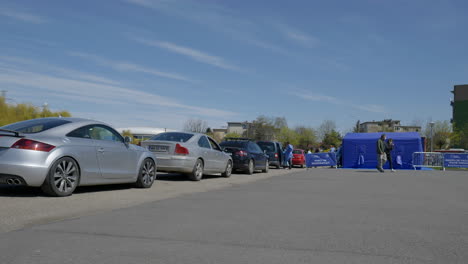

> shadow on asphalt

[{"left": 0, "top": 183, "right": 136, "bottom": 197}]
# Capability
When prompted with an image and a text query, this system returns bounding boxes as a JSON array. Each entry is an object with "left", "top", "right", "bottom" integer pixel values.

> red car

[{"left": 292, "top": 149, "right": 305, "bottom": 168}]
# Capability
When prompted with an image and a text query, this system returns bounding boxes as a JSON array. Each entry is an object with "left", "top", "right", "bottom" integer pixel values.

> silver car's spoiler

[{"left": 0, "top": 129, "right": 24, "bottom": 138}]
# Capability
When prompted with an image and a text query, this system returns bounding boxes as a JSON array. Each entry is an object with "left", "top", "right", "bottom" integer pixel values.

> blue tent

[{"left": 342, "top": 132, "right": 423, "bottom": 170}]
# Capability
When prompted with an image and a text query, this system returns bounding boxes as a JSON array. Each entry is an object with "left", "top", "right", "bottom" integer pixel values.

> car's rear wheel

[
  {"left": 222, "top": 160, "right": 233, "bottom": 178},
  {"left": 262, "top": 160, "right": 269, "bottom": 173},
  {"left": 246, "top": 159, "right": 254, "bottom": 175},
  {"left": 189, "top": 159, "right": 204, "bottom": 181},
  {"left": 135, "top": 158, "right": 156, "bottom": 188},
  {"left": 41, "top": 157, "right": 80, "bottom": 197}
]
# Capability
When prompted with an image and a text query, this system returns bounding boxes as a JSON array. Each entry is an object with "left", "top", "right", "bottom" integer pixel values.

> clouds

[
  {"left": 289, "top": 90, "right": 386, "bottom": 114},
  {"left": 0, "top": 8, "right": 47, "bottom": 24},
  {"left": 132, "top": 38, "right": 241, "bottom": 71},
  {"left": 68, "top": 52, "right": 193, "bottom": 82},
  {"left": 0, "top": 57, "right": 237, "bottom": 124},
  {"left": 275, "top": 24, "right": 319, "bottom": 48}
]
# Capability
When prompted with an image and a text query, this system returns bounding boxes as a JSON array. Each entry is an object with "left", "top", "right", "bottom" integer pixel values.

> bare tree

[
  {"left": 183, "top": 118, "right": 208, "bottom": 133},
  {"left": 318, "top": 120, "right": 337, "bottom": 141}
]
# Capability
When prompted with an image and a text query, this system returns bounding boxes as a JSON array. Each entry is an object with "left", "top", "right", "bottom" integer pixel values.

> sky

[{"left": 1, "top": 0, "right": 467, "bottom": 133}]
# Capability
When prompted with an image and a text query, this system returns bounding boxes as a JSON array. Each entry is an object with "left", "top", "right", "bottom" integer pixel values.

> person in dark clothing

[
  {"left": 376, "top": 134, "right": 387, "bottom": 172},
  {"left": 385, "top": 138, "right": 395, "bottom": 172}
]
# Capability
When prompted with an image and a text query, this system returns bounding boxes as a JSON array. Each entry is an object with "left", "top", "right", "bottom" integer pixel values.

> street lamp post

[{"left": 429, "top": 121, "right": 435, "bottom": 152}]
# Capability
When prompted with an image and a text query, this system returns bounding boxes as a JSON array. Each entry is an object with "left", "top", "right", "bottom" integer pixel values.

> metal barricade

[{"left": 412, "top": 152, "right": 445, "bottom": 170}]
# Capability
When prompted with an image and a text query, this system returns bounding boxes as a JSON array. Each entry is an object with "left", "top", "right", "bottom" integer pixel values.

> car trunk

[{"left": 141, "top": 140, "right": 180, "bottom": 156}]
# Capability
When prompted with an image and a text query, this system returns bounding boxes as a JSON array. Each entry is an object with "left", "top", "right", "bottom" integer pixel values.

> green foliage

[
  {"left": 451, "top": 123, "right": 468, "bottom": 149},
  {"left": 224, "top": 132, "right": 241, "bottom": 139},
  {"left": 295, "top": 126, "right": 318, "bottom": 149},
  {"left": 322, "top": 129, "right": 343, "bottom": 148},
  {"left": 276, "top": 127, "right": 299, "bottom": 146},
  {"left": 423, "top": 120, "right": 452, "bottom": 150},
  {"left": 0, "top": 96, "right": 71, "bottom": 126}
]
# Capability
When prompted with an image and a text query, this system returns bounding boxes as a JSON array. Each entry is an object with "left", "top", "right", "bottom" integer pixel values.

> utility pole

[{"left": 429, "top": 121, "right": 435, "bottom": 152}]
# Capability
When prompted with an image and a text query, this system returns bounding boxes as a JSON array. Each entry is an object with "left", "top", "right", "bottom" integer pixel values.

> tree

[
  {"left": 244, "top": 115, "right": 283, "bottom": 140},
  {"left": 183, "top": 118, "right": 208, "bottom": 133},
  {"left": 352, "top": 120, "right": 361, "bottom": 133},
  {"left": 423, "top": 120, "right": 452, "bottom": 150},
  {"left": 322, "top": 129, "right": 343, "bottom": 148},
  {"left": 276, "top": 127, "right": 299, "bottom": 146},
  {"left": 318, "top": 120, "right": 337, "bottom": 141},
  {"left": 0, "top": 96, "right": 71, "bottom": 126},
  {"left": 295, "top": 126, "right": 317, "bottom": 149},
  {"left": 224, "top": 132, "right": 241, "bottom": 139},
  {"left": 451, "top": 123, "right": 468, "bottom": 149}
]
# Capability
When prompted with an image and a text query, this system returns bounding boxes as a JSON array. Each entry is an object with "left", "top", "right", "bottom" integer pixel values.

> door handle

[{"left": 97, "top": 147, "right": 105, "bottom": 153}]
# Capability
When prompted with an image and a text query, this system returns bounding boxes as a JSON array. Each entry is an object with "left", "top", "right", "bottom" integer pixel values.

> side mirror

[{"left": 124, "top": 136, "right": 132, "bottom": 145}]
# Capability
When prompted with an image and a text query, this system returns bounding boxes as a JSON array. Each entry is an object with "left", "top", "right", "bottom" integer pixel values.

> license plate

[{"left": 149, "top": 145, "right": 169, "bottom": 152}]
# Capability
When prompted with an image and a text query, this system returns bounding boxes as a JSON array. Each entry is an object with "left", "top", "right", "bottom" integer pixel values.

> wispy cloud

[
  {"left": 0, "top": 8, "right": 47, "bottom": 24},
  {"left": 0, "top": 57, "right": 237, "bottom": 120},
  {"left": 68, "top": 52, "right": 193, "bottom": 82},
  {"left": 132, "top": 38, "right": 242, "bottom": 71},
  {"left": 123, "top": 0, "right": 289, "bottom": 56},
  {"left": 276, "top": 24, "right": 319, "bottom": 48},
  {"left": 289, "top": 90, "right": 386, "bottom": 114}
]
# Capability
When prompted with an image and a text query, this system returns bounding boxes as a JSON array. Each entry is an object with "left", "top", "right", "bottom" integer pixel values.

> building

[
  {"left": 451, "top": 84, "right": 468, "bottom": 129},
  {"left": 117, "top": 127, "right": 175, "bottom": 141},
  {"left": 226, "top": 122, "right": 251, "bottom": 135},
  {"left": 212, "top": 128, "right": 227, "bottom": 142},
  {"left": 359, "top": 119, "right": 421, "bottom": 133}
]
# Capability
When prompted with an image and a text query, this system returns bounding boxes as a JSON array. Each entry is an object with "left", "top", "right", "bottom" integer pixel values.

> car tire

[
  {"left": 262, "top": 160, "right": 269, "bottom": 173},
  {"left": 41, "top": 157, "right": 80, "bottom": 197},
  {"left": 189, "top": 159, "right": 204, "bottom": 181},
  {"left": 300, "top": 164, "right": 304, "bottom": 168},
  {"left": 246, "top": 159, "right": 254, "bottom": 175},
  {"left": 135, "top": 158, "right": 156, "bottom": 188},
  {"left": 222, "top": 160, "right": 233, "bottom": 178}
]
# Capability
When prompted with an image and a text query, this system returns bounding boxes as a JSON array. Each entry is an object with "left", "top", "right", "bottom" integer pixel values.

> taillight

[
  {"left": 175, "top": 143, "right": 189, "bottom": 155},
  {"left": 11, "top": 139, "right": 55, "bottom": 152},
  {"left": 274, "top": 153, "right": 278, "bottom": 158},
  {"left": 235, "top": 150, "right": 248, "bottom": 157}
]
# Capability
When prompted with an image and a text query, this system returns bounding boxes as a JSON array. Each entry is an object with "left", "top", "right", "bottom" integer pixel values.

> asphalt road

[{"left": 1, "top": 169, "right": 467, "bottom": 264}]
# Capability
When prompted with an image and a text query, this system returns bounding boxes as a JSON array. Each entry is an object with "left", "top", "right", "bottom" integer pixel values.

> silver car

[
  {"left": 141, "top": 132, "right": 232, "bottom": 181},
  {"left": 0, "top": 117, "right": 157, "bottom": 196}
]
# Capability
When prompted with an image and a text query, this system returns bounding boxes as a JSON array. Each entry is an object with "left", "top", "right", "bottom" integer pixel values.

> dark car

[
  {"left": 257, "top": 141, "right": 283, "bottom": 169},
  {"left": 220, "top": 138, "right": 269, "bottom": 175}
]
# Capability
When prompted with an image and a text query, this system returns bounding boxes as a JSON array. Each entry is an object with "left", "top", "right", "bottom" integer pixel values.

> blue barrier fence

[
  {"left": 443, "top": 153, "right": 468, "bottom": 168},
  {"left": 305, "top": 152, "right": 337, "bottom": 168}
]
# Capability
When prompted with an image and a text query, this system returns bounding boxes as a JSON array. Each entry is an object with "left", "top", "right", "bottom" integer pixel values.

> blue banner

[
  {"left": 305, "top": 153, "right": 337, "bottom": 167},
  {"left": 443, "top": 153, "right": 468, "bottom": 168}
]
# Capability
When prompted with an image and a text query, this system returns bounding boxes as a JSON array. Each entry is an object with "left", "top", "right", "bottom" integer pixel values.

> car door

[
  {"left": 248, "top": 142, "right": 265, "bottom": 169},
  {"left": 197, "top": 136, "right": 216, "bottom": 172},
  {"left": 88, "top": 125, "right": 133, "bottom": 179},
  {"left": 65, "top": 125, "right": 102, "bottom": 184},
  {"left": 207, "top": 137, "right": 226, "bottom": 172}
]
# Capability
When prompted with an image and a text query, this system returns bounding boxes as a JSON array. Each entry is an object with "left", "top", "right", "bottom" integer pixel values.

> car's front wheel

[
  {"left": 41, "top": 157, "right": 80, "bottom": 197},
  {"left": 135, "top": 158, "right": 156, "bottom": 188}
]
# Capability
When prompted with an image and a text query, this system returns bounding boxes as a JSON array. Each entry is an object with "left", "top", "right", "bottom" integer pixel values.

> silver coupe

[
  {"left": 0, "top": 117, "right": 157, "bottom": 196},
  {"left": 141, "top": 132, "right": 233, "bottom": 181}
]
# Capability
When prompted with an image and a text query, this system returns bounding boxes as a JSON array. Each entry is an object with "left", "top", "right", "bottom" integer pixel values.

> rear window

[
  {"left": 150, "top": 132, "right": 193, "bottom": 142},
  {"left": 257, "top": 142, "right": 276, "bottom": 152},
  {"left": 293, "top": 150, "right": 303, "bottom": 154},
  {"left": 220, "top": 141, "right": 247, "bottom": 148},
  {"left": 1, "top": 119, "right": 71, "bottom": 134}
]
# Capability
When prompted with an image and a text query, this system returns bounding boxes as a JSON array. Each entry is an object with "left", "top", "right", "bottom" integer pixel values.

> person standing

[
  {"left": 283, "top": 142, "right": 293, "bottom": 169},
  {"left": 376, "top": 134, "right": 387, "bottom": 172},
  {"left": 385, "top": 138, "right": 395, "bottom": 172}
]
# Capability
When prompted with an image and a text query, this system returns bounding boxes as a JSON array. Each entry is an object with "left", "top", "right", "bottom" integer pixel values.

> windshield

[
  {"left": 257, "top": 142, "right": 276, "bottom": 152},
  {"left": 293, "top": 150, "right": 303, "bottom": 154},
  {"left": 220, "top": 141, "right": 248, "bottom": 148},
  {"left": 150, "top": 132, "right": 194, "bottom": 142},
  {"left": 1, "top": 119, "right": 71, "bottom": 134}
]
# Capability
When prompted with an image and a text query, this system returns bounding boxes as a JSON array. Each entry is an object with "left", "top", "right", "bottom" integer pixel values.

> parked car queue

[{"left": 0, "top": 117, "right": 305, "bottom": 197}]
